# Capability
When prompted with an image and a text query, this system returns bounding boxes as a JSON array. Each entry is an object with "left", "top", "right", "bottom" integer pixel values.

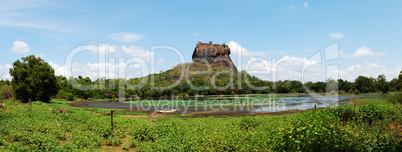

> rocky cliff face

[{"left": 192, "top": 42, "right": 237, "bottom": 72}]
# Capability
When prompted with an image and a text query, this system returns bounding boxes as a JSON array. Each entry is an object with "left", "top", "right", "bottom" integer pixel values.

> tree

[
  {"left": 9, "top": 55, "right": 60, "bottom": 103},
  {"left": 355, "top": 76, "right": 372, "bottom": 93},
  {"left": 376, "top": 74, "right": 389, "bottom": 93},
  {"left": 398, "top": 70, "right": 402, "bottom": 91}
]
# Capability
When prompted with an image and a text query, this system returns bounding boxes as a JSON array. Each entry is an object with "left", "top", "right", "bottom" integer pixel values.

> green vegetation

[
  {"left": 388, "top": 92, "right": 402, "bottom": 105},
  {"left": 0, "top": 97, "right": 401, "bottom": 151},
  {"left": 53, "top": 67, "right": 402, "bottom": 101},
  {"left": 0, "top": 55, "right": 402, "bottom": 151},
  {"left": 9, "top": 55, "right": 59, "bottom": 103},
  {"left": 2, "top": 56, "right": 401, "bottom": 102},
  {"left": 0, "top": 56, "right": 401, "bottom": 104}
]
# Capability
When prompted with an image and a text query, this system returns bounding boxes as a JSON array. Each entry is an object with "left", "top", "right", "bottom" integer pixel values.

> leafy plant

[
  {"left": 359, "top": 103, "right": 384, "bottom": 123},
  {"left": 330, "top": 105, "right": 356, "bottom": 121},
  {"left": 239, "top": 116, "right": 261, "bottom": 130},
  {"left": 387, "top": 92, "right": 402, "bottom": 105},
  {"left": 277, "top": 110, "right": 352, "bottom": 151},
  {"left": 106, "top": 136, "right": 122, "bottom": 146}
]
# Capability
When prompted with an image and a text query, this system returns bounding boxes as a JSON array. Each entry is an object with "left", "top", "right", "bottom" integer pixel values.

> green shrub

[
  {"left": 359, "top": 103, "right": 384, "bottom": 123},
  {"left": 129, "top": 123, "right": 154, "bottom": 141},
  {"left": 0, "top": 137, "right": 8, "bottom": 147},
  {"left": 387, "top": 92, "right": 402, "bottom": 105},
  {"left": 330, "top": 105, "right": 356, "bottom": 121},
  {"left": 61, "top": 143, "right": 77, "bottom": 151},
  {"left": 239, "top": 116, "right": 261, "bottom": 130},
  {"left": 71, "top": 130, "right": 102, "bottom": 149},
  {"left": 354, "top": 89, "right": 361, "bottom": 95},
  {"left": 65, "top": 92, "right": 76, "bottom": 101},
  {"left": 277, "top": 110, "right": 352, "bottom": 151},
  {"left": 7, "top": 142, "right": 30, "bottom": 152}
]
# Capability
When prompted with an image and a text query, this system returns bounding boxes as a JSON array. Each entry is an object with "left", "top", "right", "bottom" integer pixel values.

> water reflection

[{"left": 71, "top": 94, "right": 384, "bottom": 115}]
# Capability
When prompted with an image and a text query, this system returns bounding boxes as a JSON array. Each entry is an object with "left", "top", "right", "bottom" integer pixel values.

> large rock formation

[{"left": 192, "top": 41, "right": 238, "bottom": 72}]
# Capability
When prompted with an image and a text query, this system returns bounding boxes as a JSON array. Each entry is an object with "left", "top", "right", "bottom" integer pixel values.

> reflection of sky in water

[
  {"left": 251, "top": 95, "right": 380, "bottom": 113},
  {"left": 73, "top": 94, "right": 384, "bottom": 114}
]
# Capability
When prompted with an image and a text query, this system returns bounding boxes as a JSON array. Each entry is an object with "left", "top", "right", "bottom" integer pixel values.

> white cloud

[
  {"left": 10, "top": 40, "right": 30, "bottom": 53},
  {"left": 339, "top": 62, "right": 397, "bottom": 81},
  {"left": 193, "top": 32, "right": 200, "bottom": 36},
  {"left": 122, "top": 45, "right": 154, "bottom": 61},
  {"left": 49, "top": 61, "right": 148, "bottom": 80},
  {"left": 49, "top": 62, "right": 70, "bottom": 77},
  {"left": 109, "top": 32, "right": 144, "bottom": 43},
  {"left": 0, "top": 64, "right": 13, "bottom": 80},
  {"left": 35, "top": 53, "right": 46, "bottom": 58},
  {"left": 289, "top": 5, "right": 296, "bottom": 9},
  {"left": 240, "top": 56, "right": 327, "bottom": 82},
  {"left": 227, "top": 41, "right": 253, "bottom": 57},
  {"left": 352, "top": 46, "right": 385, "bottom": 57},
  {"left": 328, "top": 33, "right": 345, "bottom": 39},
  {"left": 304, "top": 2, "right": 308, "bottom": 8}
]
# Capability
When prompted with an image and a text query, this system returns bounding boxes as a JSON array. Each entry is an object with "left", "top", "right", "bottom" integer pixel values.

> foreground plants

[{"left": 0, "top": 98, "right": 401, "bottom": 151}]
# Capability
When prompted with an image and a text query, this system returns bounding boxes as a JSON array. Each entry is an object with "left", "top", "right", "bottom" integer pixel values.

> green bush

[
  {"left": 239, "top": 116, "right": 261, "bottom": 130},
  {"left": 71, "top": 130, "right": 102, "bottom": 149},
  {"left": 359, "top": 103, "right": 384, "bottom": 123},
  {"left": 277, "top": 110, "right": 353, "bottom": 151},
  {"left": 7, "top": 142, "right": 30, "bottom": 152},
  {"left": 387, "top": 92, "right": 402, "bottom": 105},
  {"left": 129, "top": 123, "right": 155, "bottom": 141},
  {"left": 354, "top": 89, "right": 361, "bottom": 95},
  {"left": 330, "top": 105, "right": 356, "bottom": 121}
]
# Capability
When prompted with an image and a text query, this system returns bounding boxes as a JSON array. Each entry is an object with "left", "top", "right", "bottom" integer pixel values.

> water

[{"left": 71, "top": 94, "right": 384, "bottom": 115}]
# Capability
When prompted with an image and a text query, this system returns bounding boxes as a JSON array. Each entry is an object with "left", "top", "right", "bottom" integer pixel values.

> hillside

[{"left": 127, "top": 62, "right": 269, "bottom": 98}]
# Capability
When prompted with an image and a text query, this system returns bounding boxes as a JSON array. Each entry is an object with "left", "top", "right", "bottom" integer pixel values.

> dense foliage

[
  {"left": 1, "top": 58, "right": 402, "bottom": 102},
  {"left": 0, "top": 80, "right": 12, "bottom": 100},
  {"left": 9, "top": 55, "right": 59, "bottom": 102},
  {"left": 50, "top": 64, "right": 402, "bottom": 101},
  {"left": 0, "top": 99, "right": 400, "bottom": 151}
]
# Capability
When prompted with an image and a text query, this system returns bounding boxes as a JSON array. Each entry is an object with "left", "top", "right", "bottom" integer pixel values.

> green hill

[{"left": 127, "top": 62, "right": 270, "bottom": 98}]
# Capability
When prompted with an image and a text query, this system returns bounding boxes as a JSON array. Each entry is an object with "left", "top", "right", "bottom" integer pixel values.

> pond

[{"left": 71, "top": 94, "right": 384, "bottom": 115}]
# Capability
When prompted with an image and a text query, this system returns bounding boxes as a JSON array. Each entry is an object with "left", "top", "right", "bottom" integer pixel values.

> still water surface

[{"left": 71, "top": 94, "right": 383, "bottom": 115}]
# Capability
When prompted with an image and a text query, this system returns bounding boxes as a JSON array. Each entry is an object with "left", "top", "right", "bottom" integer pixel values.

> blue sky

[{"left": 0, "top": 0, "right": 401, "bottom": 82}]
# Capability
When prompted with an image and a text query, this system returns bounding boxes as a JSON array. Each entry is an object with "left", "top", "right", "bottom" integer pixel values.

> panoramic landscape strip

[{"left": 1, "top": 1, "right": 402, "bottom": 151}]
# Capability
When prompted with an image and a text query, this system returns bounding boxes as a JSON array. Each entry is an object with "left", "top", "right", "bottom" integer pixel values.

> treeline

[
  {"left": 54, "top": 69, "right": 401, "bottom": 100},
  {"left": 1, "top": 65, "right": 402, "bottom": 101}
]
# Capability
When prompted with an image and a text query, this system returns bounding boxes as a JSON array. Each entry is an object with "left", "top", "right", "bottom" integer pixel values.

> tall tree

[
  {"left": 355, "top": 76, "right": 372, "bottom": 93},
  {"left": 376, "top": 74, "right": 390, "bottom": 93},
  {"left": 9, "top": 55, "right": 60, "bottom": 103},
  {"left": 398, "top": 71, "right": 402, "bottom": 91}
]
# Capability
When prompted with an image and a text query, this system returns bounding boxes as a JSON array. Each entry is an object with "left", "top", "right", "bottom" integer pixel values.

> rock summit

[{"left": 192, "top": 41, "right": 237, "bottom": 72}]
